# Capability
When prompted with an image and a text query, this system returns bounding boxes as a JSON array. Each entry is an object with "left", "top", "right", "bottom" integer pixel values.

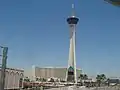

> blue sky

[{"left": 0, "top": 0, "right": 120, "bottom": 77}]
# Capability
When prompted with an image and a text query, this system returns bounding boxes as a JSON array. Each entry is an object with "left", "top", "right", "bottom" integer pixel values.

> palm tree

[
  {"left": 36, "top": 77, "right": 39, "bottom": 81},
  {"left": 83, "top": 74, "right": 88, "bottom": 80},
  {"left": 49, "top": 78, "right": 54, "bottom": 82},
  {"left": 79, "top": 74, "right": 84, "bottom": 80},
  {"left": 96, "top": 75, "right": 101, "bottom": 87},
  {"left": 101, "top": 74, "right": 106, "bottom": 82},
  {"left": 79, "top": 74, "right": 88, "bottom": 86},
  {"left": 96, "top": 74, "right": 106, "bottom": 87},
  {"left": 24, "top": 77, "right": 30, "bottom": 82},
  {"left": 107, "top": 78, "right": 110, "bottom": 86},
  {"left": 42, "top": 78, "right": 47, "bottom": 82},
  {"left": 39, "top": 78, "right": 46, "bottom": 82},
  {"left": 79, "top": 74, "right": 88, "bottom": 80},
  {"left": 83, "top": 74, "right": 88, "bottom": 86},
  {"left": 78, "top": 74, "right": 84, "bottom": 84},
  {"left": 40, "top": 78, "right": 43, "bottom": 82}
]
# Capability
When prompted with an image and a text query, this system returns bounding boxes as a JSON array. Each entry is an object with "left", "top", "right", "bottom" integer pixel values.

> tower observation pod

[{"left": 66, "top": 4, "right": 79, "bottom": 84}]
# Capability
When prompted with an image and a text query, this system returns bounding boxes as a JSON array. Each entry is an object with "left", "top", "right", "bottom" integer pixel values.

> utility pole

[{"left": 0, "top": 46, "right": 8, "bottom": 90}]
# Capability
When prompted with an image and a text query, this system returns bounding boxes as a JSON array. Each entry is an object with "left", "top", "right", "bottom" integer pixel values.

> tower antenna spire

[{"left": 72, "top": 3, "right": 75, "bottom": 16}]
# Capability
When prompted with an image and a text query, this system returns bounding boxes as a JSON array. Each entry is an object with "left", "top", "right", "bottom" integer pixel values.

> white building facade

[
  {"left": 0, "top": 67, "right": 24, "bottom": 89},
  {"left": 24, "top": 66, "right": 81, "bottom": 81}
]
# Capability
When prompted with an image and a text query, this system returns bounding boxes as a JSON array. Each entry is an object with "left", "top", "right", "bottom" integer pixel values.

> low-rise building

[
  {"left": 24, "top": 65, "right": 82, "bottom": 82},
  {"left": 0, "top": 67, "right": 24, "bottom": 89}
]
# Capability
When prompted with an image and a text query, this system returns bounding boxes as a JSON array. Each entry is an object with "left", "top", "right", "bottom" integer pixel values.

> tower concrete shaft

[
  {"left": 68, "top": 24, "right": 77, "bottom": 83},
  {"left": 66, "top": 4, "right": 79, "bottom": 83}
]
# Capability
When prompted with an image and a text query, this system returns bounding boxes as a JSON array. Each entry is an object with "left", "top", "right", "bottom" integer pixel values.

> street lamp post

[{"left": 0, "top": 46, "right": 8, "bottom": 90}]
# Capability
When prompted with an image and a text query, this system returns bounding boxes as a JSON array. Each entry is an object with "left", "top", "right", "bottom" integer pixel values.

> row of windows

[{"left": 0, "top": 70, "right": 23, "bottom": 76}]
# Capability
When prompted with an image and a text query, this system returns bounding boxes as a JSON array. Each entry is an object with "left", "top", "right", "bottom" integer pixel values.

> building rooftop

[
  {"left": 0, "top": 67, "right": 24, "bottom": 72},
  {"left": 33, "top": 65, "right": 81, "bottom": 70}
]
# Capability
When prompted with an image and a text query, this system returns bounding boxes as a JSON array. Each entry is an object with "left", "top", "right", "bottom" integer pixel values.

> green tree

[
  {"left": 42, "top": 78, "right": 47, "bottom": 82},
  {"left": 24, "top": 77, "right": 30, "bottom": 82},
  {"left": 101, "top": 74, "right": 106, "bottom": 82},
  {"left": 49, "top": 78, "right": 54, "bottom": 82},
  {"left": 96, "top": 75, "right": 101, "bottom": 87},
  {"left": 40, "top": 78, "right": 43, "bottom": 82},
  {"left": 78, "top": 74, "right": 88, "bottom": 86},
  {"left": 39, "top": 78, "right": 47, "bottom": 82},
  {"left": 83, "top": 74, "right": 88, "bottom": 80},
  {"left": 36, "top": 77, "right": 39, "bottom": 81},
  {"left": 96, "top": 74, "right": 106, "bottom": 87},
  {"left": 79, "top": 74, "right": 84, "bottom": 80},
  {"left": 79, "top": 74, "right": 88, "bottom": 80},
  {"left": 107, "top": 78, "right": 110, "bottom": 86}
]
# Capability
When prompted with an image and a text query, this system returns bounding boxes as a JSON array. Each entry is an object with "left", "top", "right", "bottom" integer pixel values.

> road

[{"left": 45, "top": 86, "right": 120, "bottom": 90}]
